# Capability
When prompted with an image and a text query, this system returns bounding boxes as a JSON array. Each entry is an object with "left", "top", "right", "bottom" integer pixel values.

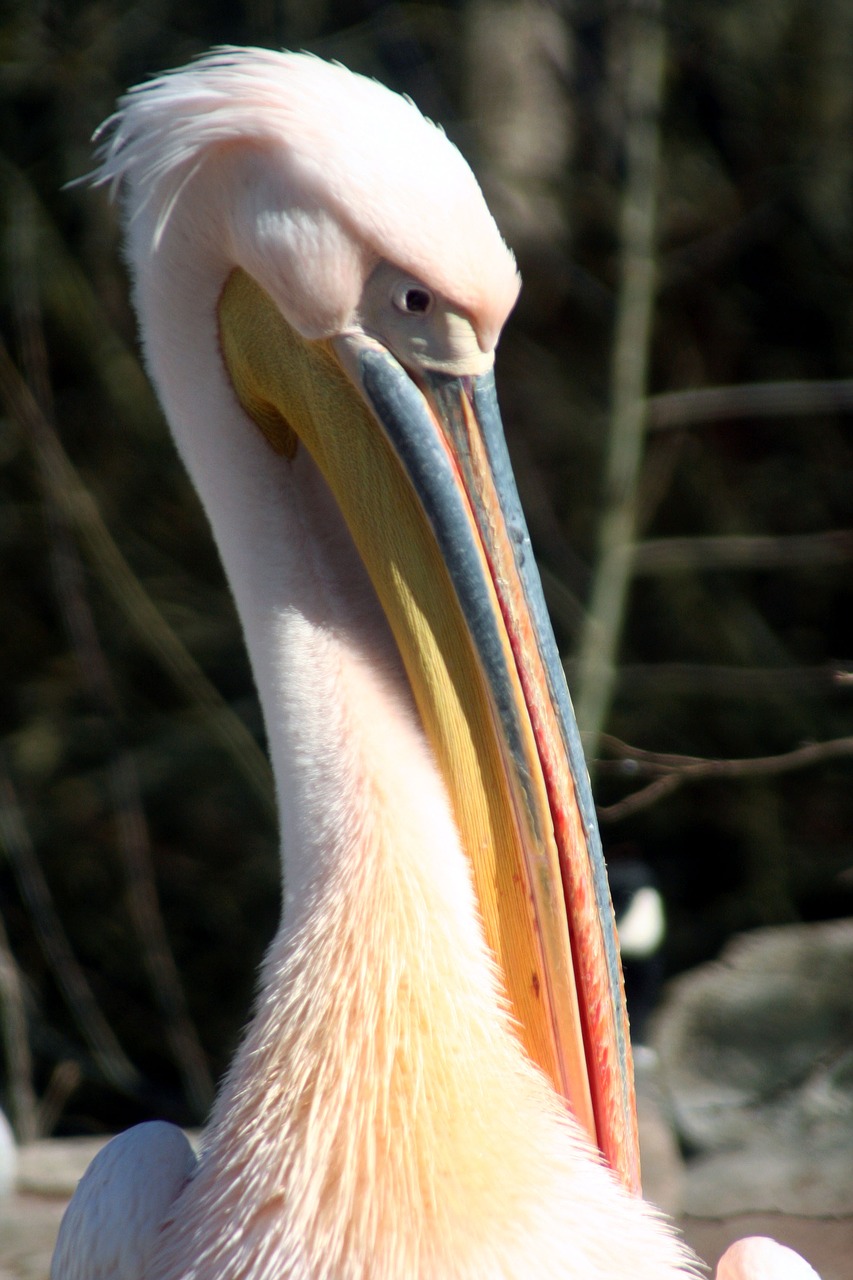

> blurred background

[{"left": 0, "top": 0, "right": 851, "bottom": 1153}]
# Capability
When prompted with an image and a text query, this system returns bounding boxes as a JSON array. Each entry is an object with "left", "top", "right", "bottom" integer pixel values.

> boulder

[{"left": 653, "top": 919, "right": 853, "bottom": 1216}]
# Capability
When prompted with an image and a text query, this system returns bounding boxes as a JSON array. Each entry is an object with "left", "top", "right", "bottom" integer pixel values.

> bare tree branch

[
  {"left": 575, "top": 1, "right": 666, "bottom": 753},
  {"left": 648, "top": 378, "right": 853, "bottom": 430},
  {"left": 633, "top": 530, "right": 853, "bottom": 573},
  {"left": 595, "top": 733, "right": 853, "bottom": 821},
  {"left": 0, "top": 338, "right": 276, "bottom": 824},
  {"left": 0, "top": 155, "right": 160, "bottom": 437},
  {"left": 0, "top": 768, "right": 141, "bottom": 1095},
  {"left": 0, "top": 908, "right": 39, "bottom": 1142},
  {"left": 8, "top": 210, "right": 216, "bottom": 1117},
  {"left": 610, "top": 661, "right": 853, "bottom": 698}
]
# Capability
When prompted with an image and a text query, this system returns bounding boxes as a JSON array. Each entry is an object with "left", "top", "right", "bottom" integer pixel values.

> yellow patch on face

[{"left": 235, "top": 384, "right": 298, "bottom": 458}]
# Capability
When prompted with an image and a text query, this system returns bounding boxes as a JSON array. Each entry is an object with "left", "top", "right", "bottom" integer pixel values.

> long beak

[{"left": 218, "top": 268, "right": 640, "bottom": 1194}]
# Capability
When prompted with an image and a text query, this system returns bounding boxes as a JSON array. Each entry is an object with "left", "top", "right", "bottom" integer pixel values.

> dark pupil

[{"left": 404, "top": 288, "right": 431, "bottom": 313}]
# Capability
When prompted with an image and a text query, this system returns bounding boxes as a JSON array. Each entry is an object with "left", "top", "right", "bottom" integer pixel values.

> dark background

[{"left": 1, "top": 0, "right": 851, "bottom": 1140}]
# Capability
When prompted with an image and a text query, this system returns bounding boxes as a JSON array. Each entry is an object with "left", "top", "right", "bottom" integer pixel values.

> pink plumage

[{"left": 52, "top": 48, "right": 821, "bottom": 1280}]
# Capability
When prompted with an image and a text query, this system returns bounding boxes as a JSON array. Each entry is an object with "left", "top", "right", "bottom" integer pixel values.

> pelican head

[{"left": 52, "top": 47, "right": 705, "bottom": 1280}]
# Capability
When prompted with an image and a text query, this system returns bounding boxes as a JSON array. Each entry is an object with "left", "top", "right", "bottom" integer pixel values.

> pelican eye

[{"left": 393, "top": 283, "right": 434, "bottom": 316}]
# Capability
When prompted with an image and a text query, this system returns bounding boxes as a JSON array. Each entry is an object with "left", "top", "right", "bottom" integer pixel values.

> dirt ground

[
  {"left": 1, "top": 1136, "right": 848, "bottom": 1279},
  {"left": 6, "top": 1141, "right": 850, "bottom": 1269},
  {"left": 3, "top": 1194, "right": 850, "bottom": 1279},
  {"left": 681, "top": 1215, "right": 851, "bottom": 1279}
]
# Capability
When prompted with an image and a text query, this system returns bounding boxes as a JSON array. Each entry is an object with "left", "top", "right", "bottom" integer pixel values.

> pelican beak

[{"left": 218, "top": 268, "right": 640, "bottom": 1194}]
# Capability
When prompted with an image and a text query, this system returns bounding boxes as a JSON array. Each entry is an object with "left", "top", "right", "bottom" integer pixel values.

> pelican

[{"left": 51, "top": 48, "right": 818, "bottom": 1280}]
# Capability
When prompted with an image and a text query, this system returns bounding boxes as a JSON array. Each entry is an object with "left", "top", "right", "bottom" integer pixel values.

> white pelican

[{"left": 51, "top": 48, "right": 818, "bottom": 1280}]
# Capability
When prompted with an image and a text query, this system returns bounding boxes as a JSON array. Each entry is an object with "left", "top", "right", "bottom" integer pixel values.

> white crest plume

[{"left": 92, "top": 46, "right": 519, "bottom": 345}]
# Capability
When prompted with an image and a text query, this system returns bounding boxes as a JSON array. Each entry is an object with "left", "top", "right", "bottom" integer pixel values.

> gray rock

[
  {"left": 0, "top": 1115, "right": 15, "bottom": 1200},
  {"left": 653, "top": 919, "right": 853, "bottom": 1216},
  {"left": 635, "top": 1046, "right": 686, "bottom": 1217}
]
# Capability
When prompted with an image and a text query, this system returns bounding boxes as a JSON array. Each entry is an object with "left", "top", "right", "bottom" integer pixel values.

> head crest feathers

[{"left": 92, "top": 47, "right": 520, "bottom": 341}]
